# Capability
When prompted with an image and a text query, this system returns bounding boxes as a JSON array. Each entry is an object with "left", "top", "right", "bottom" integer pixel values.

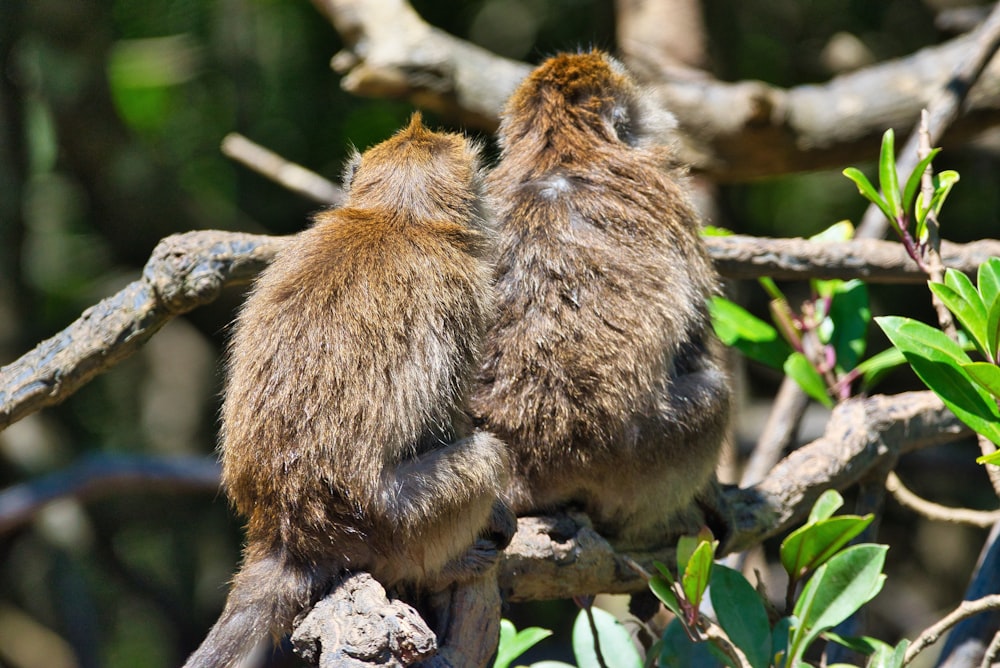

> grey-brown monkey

[
  {"left": 184, "top": 113, "right": 511, "bottom": 668},
  {"left": 472, "top": 51, "right": 730, "bottom": 549}
]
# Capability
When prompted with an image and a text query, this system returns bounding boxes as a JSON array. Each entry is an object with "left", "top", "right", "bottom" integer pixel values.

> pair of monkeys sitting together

[{"left": 185, "top": 50, "right": 731, "bottom": 667}]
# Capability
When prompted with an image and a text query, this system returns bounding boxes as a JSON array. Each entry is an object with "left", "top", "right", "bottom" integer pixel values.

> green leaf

[
  {"left": 702, "top": 225, "right": 734, "bottom": 237},
  {"left": 877, "top": 316, "right": 1000, "bottom": 445},
  {"left": 709, "top": 297, "right": 793, "bottom": 370},
  {"left": 784, "top": 352, "right": 834, "bottom": 407},
  {"left": 978, "top": 258, "right": 1000, "bottom": 315},
  {"left": 931, "top": 170, "right": 960, "bottom": 217},
  {"left": 901, "top": 147, "right": 941, "bottom": 215},
  {"left": 979, "top": 450, "right": 1000, "bottom": 465},
  {"left": 809, "top": 221, "right": 855, "bottom": 243},
  {"left": 677, "top": 536, "right": 698, "bottom": 574},
  {"left": 843, "top": 167, "right": 895, "bottom": 223},
  {"left": 964, "top": 362, "right": 1000, "bottom": 400},
  {"left": 987, "top": 292, "right": 1000, "bottom": 364},
  {"left": 772, "top": 617, "right": 794, "bottom": 668},
  {"left": 654, "top": 560, "right": 675, "bottom": 584},
  {"left": 857, "top": 346, "right": 908, "bottom": 390},
  {"left": 935, "top": 269, "right": 989, "bottom": 355},
  {"left": 682, "top": 540, "right": 715, "bottom": 609},
  {"left": 710, "top": 565, "right": 771, "bottom": 668},
  {"left": 650, "top": 575, "right": 683, "bottom": 619},
  {"left": 788, "top": 545, "right": 888, "bottom": 666},
  {"left": 781, "top": 515, "right": 874, "bottom": 583},
  {"left": 828, "top": 279, "right": 871, "bottom": 373},
  {"left": 572, "top": 607, "right": 642, "bottom": 668},
  {"left": 659, "top": 620, "right": 723, "bottom": 668},
  {"left": 878, "top": 129, "right": 902, "bottom": 220},
  {"left": 495, "top": 619, "right": 553, "bottom": 668},
  {"left": 809, "top": 489, "right": 845, "bottom": 524},
  {"left": 867, "top": 639, "right": 910, "bottom": 668},
  {"left": 822, "top": 632, "right": 885, "bottom": 656}
]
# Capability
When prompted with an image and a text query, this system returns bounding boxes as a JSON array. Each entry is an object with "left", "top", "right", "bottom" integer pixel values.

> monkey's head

[
  {"left": 342, "top": 112, "right": 489, "bottom": 229},
  {"left": 497, "top": 50, "right": 676, "bottom": 159}
]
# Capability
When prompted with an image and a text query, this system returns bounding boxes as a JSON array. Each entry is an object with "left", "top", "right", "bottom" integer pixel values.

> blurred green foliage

[{"left": 1, "top": 1, "right": 999, "bottom": 667}]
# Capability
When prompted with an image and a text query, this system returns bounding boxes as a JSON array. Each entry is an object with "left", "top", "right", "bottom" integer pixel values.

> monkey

[
  {"left": 183, "top": 113, "right": 512, "bottom": 668},
  {"left": 471, "top": 51, "right": 731, "bottom": 550}
]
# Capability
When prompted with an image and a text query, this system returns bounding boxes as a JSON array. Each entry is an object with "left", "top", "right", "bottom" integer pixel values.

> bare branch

[
  {"left": 726, "top": 391, "right": 971, "bottom": 553},
  {"left": 311, "top": 0, "right": 1000, "bottom": 181},
  {"left": 705, "top": 235, "right": 1000, "bottom": 283},
  {"left": 886, "top": 471, "right": 1000, "bottom": 528},
  {"left": 0, "top": 231, "right": 285, "bottom": 431},
  {"left": 221, "top": 133, "right": 345, "bottom": 206},
  {"left": 905, "top": 594, "right": 1000, "bottom": 665},
  {"left": 0, "top": 454, "right": 219, "bottom": 534},
  {"left": 4, "top": 230, "right": 997, "bottom": 434}
]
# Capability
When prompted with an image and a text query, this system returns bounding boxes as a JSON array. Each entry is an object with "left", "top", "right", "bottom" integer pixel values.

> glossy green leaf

[
  {"left": 784, "top": 352, "right": 833, "bottom": 407},
  {"left": 788, "top": 545, "right": 888, "bottom": 666},
  {"left": 495, "top": 619, "right": 553, "bottom": 668},
  {"left": 682, "top": 540, "right": 715, "bottom": 609},
  {"left": 867, "top": 639, "right": 910, "bottom": 668},
  {"left": 928, "top": 280, "right": 988, "bottom": 358},
  {"left": 781, "top": 515, "right": 873, "bottom": 582},
  {"left": 878, "top": 129, "right": 902, "bottom": 219},
  {"left": 828, "top": 279, "right": 870, "bottom": 373},
  {"left": 857, "top": 346, "right": 908, "bottom": 390},
  {"left": 772, "top": 617, "right": 794, "bottom": 668},
  {"left": 901, "top": 147, "right": 941, "bottom": 215},
  {"left": 964, "top": 362, "right": 1000, "bottom": 400},
  {"left": 650, "top": 575, "right": 683, "bottom": 619},
  {"left": 822, "top": 632, "right": 884, "bottom": 656},
  {"left": 987, "top": 292, "right": 1000, "bottom": 363},
  {"left": 808, "top": 489, "right": 845, "bottom": 524},
  {"left": 978, "top": 258, "right": 1000, "bottom": 315},
  {"left": 843, "top": 167, "right": 895, "bottom": 223},
  {"left": 709, "top": 297, "right": 793, "bottom": 370},
  {"left": 978, "top": 450, "right": 1000, "bottom": 465},
  {"left": 877, "top": 316, "right": 1000, "bottom": 445},
  {"left": 710, "top": 565, "right": 771, "bottom": 668},
  {"left": 659, "top": 620, "right": 722, "bottom": 668},
  {"left": 572, "top": 607, "right": 642, "bottom": 668},
  {"left": 915, "top": 170, "right": 960, "bottom": 232}
]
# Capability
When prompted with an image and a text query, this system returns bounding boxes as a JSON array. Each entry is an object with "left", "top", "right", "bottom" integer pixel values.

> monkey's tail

[{"left": 183, "top": 548, "right": 327, "bottom": 668}]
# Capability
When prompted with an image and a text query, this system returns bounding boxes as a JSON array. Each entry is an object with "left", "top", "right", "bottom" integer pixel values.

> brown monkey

[
  {"left": 184, "top": 113, "right": 511, "bottom": 668},
  {"left": 472, "top": 51, "right": 730, "bottom": 548}
]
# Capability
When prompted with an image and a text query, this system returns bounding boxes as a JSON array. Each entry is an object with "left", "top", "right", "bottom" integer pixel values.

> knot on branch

[
  {"left": 292, "top": 572, "right": 437, "bottom": 667},
  {"left": 143, "top": 232, "right": 285, "bottom": 313}
]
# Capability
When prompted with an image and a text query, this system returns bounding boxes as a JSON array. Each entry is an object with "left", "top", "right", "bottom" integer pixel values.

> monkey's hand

[
  {"left": 485, "top": 499, "right": 517, "bottom": 550},
  {"left": 429, "top": 501, "right": 515, "bottom": 590}
]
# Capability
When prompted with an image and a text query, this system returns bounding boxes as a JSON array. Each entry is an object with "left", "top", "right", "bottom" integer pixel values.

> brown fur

[
  {"left": 184, "top": 114, "right": 510, "bottom": 668},
  {"left": 471, "top": 51, "right": 730, "bottom": 549}
]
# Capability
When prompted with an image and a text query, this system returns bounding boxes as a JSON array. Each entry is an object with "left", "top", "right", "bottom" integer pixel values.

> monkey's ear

[{"left": 342, "top": 146, "right": 362, "bottom": 192}]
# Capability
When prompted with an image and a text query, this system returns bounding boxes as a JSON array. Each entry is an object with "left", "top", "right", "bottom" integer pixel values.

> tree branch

[
  {"left": 4, "top": 230, "right": 996, "bottom": 434},
  {"left": 311, "top": 0, "right": 1000, "bottom": 181}
]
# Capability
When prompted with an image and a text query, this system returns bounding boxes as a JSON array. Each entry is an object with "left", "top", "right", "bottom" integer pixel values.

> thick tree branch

[
  {"left": 311, "top": 0, "right": 1000, "bottom": 181},
  {"left": 3, "top": 230, "right": 997, "bottom": 434},
  {"left": 0, "top": 231, "right": 282, "bottom": 431}
]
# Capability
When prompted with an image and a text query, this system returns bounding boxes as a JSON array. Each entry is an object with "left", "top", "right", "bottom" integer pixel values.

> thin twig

[
  {"left": 741, "top": 379, "right": 811, "bottom": 487},
  {"left": 905, "top": 594, "right": 1000, "bottom": 665},
  {"left": 980, "top": 629, "right": 1000, "bottom": 668},
  {"left": 700, "top": 620, "right": 754, "bottom": 668},
  {"left": 0, "top": 454, "right": 220, "bottom": 534},
  {"left": 887, "top": 471, "right": 1000, "bottom": 527},
  {"left": 221, "top": 133, "right": 345, "bottom": 205},
  {"left": 857, "top": 2, "right": 1000, "bottom": 239}
]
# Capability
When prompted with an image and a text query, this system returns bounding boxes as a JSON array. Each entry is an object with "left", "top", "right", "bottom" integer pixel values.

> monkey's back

[
  {"left": 474, "top": 138, "right": 722, "bottom": 525},
  {"left": 221, "top": 209, "right": 492, "bottom": 562}
]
